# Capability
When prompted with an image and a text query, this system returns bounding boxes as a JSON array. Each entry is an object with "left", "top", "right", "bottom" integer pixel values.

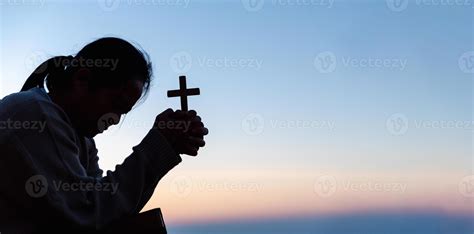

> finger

[
  {"left": 161, "top": 108, "right": 174, "bottom": 116},
  {"left": 187, "top": 110, "right": 197, "bottom": 118},
  {"left": 189, "top": 116, "right": 204, "bottom": 128},
  {"left": 190, "top": 122, "right": 204, "bottom": 130},
  {"left": 182, "top": 145, "right": 198, "bottom": 156},
  {"left": 191, "top": 115, "right": 201, "bottom": 122},
  {"left": 171, "top": 110, "right": 187, "bottom": 119},
  {"left": 190, "top": 127, "right": 209, "bottom": 136},
  {"left": 188, "top": 136, "right": 205, "bottom": 147},
  {"left": 190, "top": 126, "right": 208, "bottom": 136}
]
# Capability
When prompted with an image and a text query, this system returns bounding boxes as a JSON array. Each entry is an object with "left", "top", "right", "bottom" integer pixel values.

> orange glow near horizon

[{"left": 143, "top": 169, "right": 474, "bottom": 225}]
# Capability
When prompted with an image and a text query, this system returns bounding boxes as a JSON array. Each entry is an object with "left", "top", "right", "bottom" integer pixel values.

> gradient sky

[{"left": 1, "top": 0, "right": 473, "bottom": 226}]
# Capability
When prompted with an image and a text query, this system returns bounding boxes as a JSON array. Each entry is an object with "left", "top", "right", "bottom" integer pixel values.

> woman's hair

[{"left": 21, "top": 37, "right": 153, "bottom": 97}]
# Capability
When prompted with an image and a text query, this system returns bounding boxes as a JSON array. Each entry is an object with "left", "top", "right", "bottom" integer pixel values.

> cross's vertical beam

[{"left": 179, "top": 76, "right": 188, "bottom": 111}]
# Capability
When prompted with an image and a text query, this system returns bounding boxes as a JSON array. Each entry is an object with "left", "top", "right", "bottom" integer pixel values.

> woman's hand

[{"left": 153, "top": 109, "right": 208, "bottom": 156}]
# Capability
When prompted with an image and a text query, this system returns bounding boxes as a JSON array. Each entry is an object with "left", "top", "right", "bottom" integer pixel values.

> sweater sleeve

[
  {"left": 86, "top": 133, "right": 177, "bottom": 214},
  {"left": 3, "top": 96, "right": 182, "bottom": 230}
]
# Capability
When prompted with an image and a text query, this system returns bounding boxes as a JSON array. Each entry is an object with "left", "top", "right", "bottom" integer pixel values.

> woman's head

[
  {"left": 46, "top": 37, "right": 152, "bottom": 94},
  {"left": 22, "top": 37, "right": 153, "bottom": 137}
]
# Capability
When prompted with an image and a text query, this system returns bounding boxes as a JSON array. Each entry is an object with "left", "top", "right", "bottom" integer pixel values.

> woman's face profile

[{"left": 58, "top": 69, "right": 144, "bottom": 138}]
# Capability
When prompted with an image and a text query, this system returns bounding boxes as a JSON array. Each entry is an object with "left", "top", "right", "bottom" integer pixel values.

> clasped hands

[{"left": 153, "top": 109, "right": 208, "bottom": 156}]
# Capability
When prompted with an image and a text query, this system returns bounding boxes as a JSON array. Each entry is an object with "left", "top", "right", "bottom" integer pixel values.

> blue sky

[{"left": 1, "top": 0, "right": 473, "bottom": 226}]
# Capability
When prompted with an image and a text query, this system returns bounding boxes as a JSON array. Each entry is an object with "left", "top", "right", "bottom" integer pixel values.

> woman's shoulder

[
  {"left": 0, "top": 87, "right": 67, "bottom": 121},
  {"left": 0, "top": 88, "right": 76, "bottom": 140},
  {"left": 3, "top": 86, "right": 47, "bottom": 100}
]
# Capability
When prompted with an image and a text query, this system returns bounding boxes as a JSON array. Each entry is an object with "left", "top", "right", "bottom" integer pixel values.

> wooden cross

[{"left": 167, "top": 76, "right": 200, "bottom": 111}]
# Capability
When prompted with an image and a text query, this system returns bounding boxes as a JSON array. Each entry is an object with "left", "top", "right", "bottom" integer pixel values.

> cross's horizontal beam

[
  {"left": 167, "top": 76, "right": 200, "bottom": 111},
  {"left": 167, "top": 88, "right": 200, "bottom": 97}
]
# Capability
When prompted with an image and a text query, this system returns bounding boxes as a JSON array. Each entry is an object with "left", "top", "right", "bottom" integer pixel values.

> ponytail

[{"left": 21, "top": 56, "right": 73, "bottom": 92}]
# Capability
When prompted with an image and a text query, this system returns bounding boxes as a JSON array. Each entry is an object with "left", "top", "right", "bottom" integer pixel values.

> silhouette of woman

[{"left": 0, "top": 37, "right": 208, "bottom": 233}]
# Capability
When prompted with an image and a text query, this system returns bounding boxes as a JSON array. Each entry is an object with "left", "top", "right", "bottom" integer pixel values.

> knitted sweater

[{"left": 0, "top": 87, "right": 181, "bottom": 233}]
